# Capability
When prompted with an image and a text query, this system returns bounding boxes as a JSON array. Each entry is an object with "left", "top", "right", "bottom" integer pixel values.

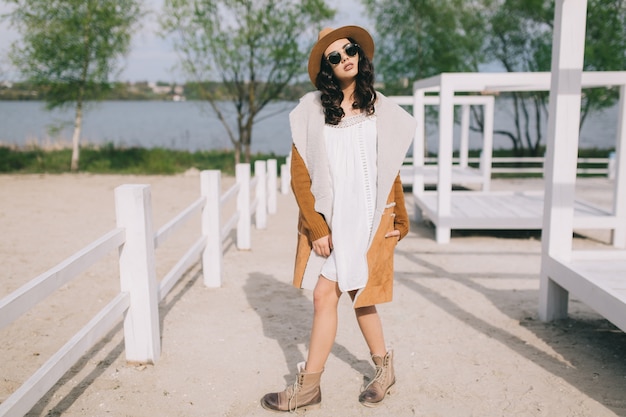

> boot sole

[
  {"left": 359, "top": 382, "right": 395, "bottom": 408},
  {"left": 261, "top": 399, "right": 322, "bottom": 413}
]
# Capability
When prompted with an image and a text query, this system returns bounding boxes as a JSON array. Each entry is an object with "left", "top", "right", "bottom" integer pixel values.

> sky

[{"left": 0, "top": 0, "right": 371, "bottom": 83}]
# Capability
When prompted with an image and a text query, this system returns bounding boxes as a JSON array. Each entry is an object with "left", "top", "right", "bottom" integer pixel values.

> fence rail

[
  {"left": 0, "top": 161, "right": 277, "bottom": 417},
  {"left": 405, "top": 155, "right": 614, "bottom": 177}
]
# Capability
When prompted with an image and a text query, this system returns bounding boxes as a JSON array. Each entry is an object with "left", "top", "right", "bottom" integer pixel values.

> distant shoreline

[{"left": 0, "top": 99, "right": 619, "bottom": 154}]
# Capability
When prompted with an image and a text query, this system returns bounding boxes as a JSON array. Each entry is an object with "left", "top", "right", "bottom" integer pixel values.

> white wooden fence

[
  {"left": 0, "top": 160, "right": 277, "bottom": 417},
  {"left": 403, "top": 155, "right": 614, "bottom": 177}
]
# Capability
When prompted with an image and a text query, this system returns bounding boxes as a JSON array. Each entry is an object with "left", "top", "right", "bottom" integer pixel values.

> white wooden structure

[
  {"left": 411, "top": 70, "right": 626, "bottom": 243},
  {"left": 392, "top": 95, "right": 495, "bottom": 191},
  {"left": 538, "top": 0, "right": 626, "bottom": 332},
  {"left": 0, "top": 162, "right": 277, "bottom": 417}
]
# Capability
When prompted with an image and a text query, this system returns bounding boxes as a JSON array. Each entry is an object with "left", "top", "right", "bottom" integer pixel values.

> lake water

[
  {"left": 0, "top": 99, "right": 619, "bottom": 155},
  {"left": 0, "top": 100, "right": 296, "bottom": 155}
]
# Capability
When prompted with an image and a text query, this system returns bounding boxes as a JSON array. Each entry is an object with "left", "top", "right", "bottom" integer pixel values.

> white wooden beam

[
  {"left": 267, "top": 159, "right": 278, "bottom": 214},
  {"left": 539, "top": 0, "right": 588, "bottom": 321},
  {"left": 436, "top": 77, "right": 454, "bottom": 243},
  {"left": 459, "top": 104, "right": 470, "bottom": 168},
  {"left": 203, "top": 170, "right": 223, "bottom": 287},
  {"left": 480, "top": 98, "right": 495, "bottom": 192},
  {"left": 255, "top": 160, "right": 267, "bottom": 229},
  {"left": 611, "top": 85, "right": 626, "bottom": 247},
  {"left": 236, "top": 163, "right": 252, "bottom": 250},
  {"left": 413, "top": 71, "right": 626, "bottom": 94},
  {"left": 412, "top": 89, "right": 427, "bottom": 198},
  {"left": 115, "top": 184, "right": 161, "bottom": 363}
]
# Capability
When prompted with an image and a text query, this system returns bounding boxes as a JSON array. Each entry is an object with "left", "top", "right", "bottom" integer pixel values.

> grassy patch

[{"left": 0, "top": 143, "right": 287, "bottom": 175}]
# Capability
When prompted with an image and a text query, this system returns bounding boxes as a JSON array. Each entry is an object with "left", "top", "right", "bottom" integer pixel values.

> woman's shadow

[{"left": 243, "top": 272, "right": 372, "bottom": 385}]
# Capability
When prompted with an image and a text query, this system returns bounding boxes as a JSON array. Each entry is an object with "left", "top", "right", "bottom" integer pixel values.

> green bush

[{"left": 0, "top": 143, "right": 287, "bottom": 175}]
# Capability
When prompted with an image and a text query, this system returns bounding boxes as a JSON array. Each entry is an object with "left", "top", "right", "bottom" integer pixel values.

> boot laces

[
  {"left": 366, "top": 361, "right": 387, "bottom": 390},
  {"left": 287, "top": 379, "right": 301, "bottom": 412}
]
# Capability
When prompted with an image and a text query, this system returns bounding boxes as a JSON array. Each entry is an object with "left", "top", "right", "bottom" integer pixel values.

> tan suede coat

[{"left": 289, "top": 91, "right": 416, "bottom": 308}]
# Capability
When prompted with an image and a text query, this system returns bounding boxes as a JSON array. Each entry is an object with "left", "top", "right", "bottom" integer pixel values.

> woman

[{"left": 261, "top": 25, "right": 416, "bottom": 412}]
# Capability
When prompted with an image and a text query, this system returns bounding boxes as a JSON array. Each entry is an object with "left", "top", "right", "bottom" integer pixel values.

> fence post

[
  {"left": 255, "top": 160, "right": 267, "bottom": 229},
  {"left": 608, "top": 151, "right": 616, "bottom": 180},
  {"left": 267, "top": 159, "right": 277, "bottom": 214},
  {"left": 115, "top": 184, "right": 161, "bottom": 364},
  {"left": 281, "top": 152, "right": 292, "bottom": 195},
  {"left": 459, "top": 104, "right": 470, "bottom": 168},
  {"left": 202, "top": 170, "right": 223, "bottom": 287},
  {"left": 236, "top": 163, "right": 251, "bottom": 250},
  {"left": 281, "top": 164, "right": 289, "bottom": 194}
]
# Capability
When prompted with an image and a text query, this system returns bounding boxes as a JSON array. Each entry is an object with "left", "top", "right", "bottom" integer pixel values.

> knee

[{"left": 312, "top": 280, "right": 339, "bottom": 312}]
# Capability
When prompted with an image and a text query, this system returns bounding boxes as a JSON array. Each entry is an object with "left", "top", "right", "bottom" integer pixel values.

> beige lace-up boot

[
  {"left": 358, "top": 349, "right": 395, "bottom": 407},
  {"left": 261, "top": 362, "right": 323, "bottom": 412}
]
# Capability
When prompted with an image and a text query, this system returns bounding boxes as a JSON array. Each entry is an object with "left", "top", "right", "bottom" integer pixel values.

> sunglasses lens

[
  {"left": 327, "top": 52, "right": 341, "bottom": 65},
  {"left": 345, "top": 44, "right": 358, "bottom": 57},
  {"left": 326, "top": 43, "right": 359, "bottom": 65}
]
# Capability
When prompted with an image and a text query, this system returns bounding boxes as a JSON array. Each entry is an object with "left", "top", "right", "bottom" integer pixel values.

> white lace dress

[{"left": 320, "top": 113, "right": 378, "bottom": 292}]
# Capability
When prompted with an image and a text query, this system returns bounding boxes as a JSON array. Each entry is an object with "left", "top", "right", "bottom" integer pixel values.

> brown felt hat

[{"left": 307, "top": 25, "right": 375, "bottom": 86}]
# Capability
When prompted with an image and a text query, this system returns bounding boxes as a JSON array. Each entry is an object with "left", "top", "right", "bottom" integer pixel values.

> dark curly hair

[{"left": 315, "top": 39, "right": 376, "bottom": 125}]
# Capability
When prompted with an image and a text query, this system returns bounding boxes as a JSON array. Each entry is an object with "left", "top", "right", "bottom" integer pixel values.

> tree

[
  {"left": 8, "top": 0, "right": 143, "bottom": 171},
  {"left": 580, "top": 0, "right": 626, "bottom": 123},
  {"left": 364, "top": 0, "right": 626, "bottom": 156},
  {"left": 479, "top": 0, "right": 553, "bottom": 155},
  {"left": 362, "top": 0, "right": 492, "bottom": 94},
  {"left": 161, "top": 0, "right": 335, "bottom": 164},
  {"left": 481, "top": 0, "right": 626, "bottom": 155}
]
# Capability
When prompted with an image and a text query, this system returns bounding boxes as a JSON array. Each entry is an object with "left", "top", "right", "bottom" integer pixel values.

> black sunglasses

[{"left": 325, "top": 43, "right": 359, "bottom": 65}]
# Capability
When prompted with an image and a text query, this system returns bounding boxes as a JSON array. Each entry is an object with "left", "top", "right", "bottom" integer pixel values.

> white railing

[
  {"left": 0, "top": 161, "right": 277, "bottom": 417},
  {"left": 404, "top": 155, "right": 613, "bottom": 177}
]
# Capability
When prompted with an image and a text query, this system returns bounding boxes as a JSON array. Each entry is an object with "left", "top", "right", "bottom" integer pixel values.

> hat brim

[{"left": 307, "top": 25, "right": 374, "bottom": 86}]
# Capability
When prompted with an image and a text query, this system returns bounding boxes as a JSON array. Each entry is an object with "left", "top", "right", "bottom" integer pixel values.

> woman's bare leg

[
  {"left": 351, "top": 295, "right": 387, "bottom": 356},
  {"left": 305, "top": 276, "right": 342, "bottom": 372}
]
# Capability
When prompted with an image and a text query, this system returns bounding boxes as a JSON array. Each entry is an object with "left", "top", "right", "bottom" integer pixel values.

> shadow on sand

[
  {"left": 243, "top": 272, "right": 373, "bottom": 385},
  {"left": 394, "top": 236, "right": 626, "bottom": 416},
  {"left": 28, "top": 267, "right": 203, "bottom": 416}
]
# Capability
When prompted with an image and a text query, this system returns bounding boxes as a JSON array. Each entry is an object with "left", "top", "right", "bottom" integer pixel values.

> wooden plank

[
  {"left": 545, "top": 257, "right": 626, "bottom": 332},
  {"left": 159, "top": 236, "right": 206, "bottom": 301},
  {"left": 203, "top": 170, "right": 223, "bottom": 287},
  {"left": 220, "top": 182, "right": 240, "bottom": 207},
  {"left": 414, "top": 191, "right": 616, "bottom": 231},
  {"left": 412, "top": 71, "right": 626, "bottom": 94},
  {"left": 115, "top": 184, "right": 161, "bottom": 363},
  {"left": 154, "top": 196, "right": 204, "bottom": 249},
  {"left": 613, "top": 85, "right": 626, "bottom": 247},
  {"left": 442, "top": 215, "right": 542, "bottom": 230},
  {"left": 0, "top": 228, "right": 125, "bottom": 330},
  {"left": 437, "top": 81, "right": 455, "bottom": 218},
  {"left": 402, "top": 157, "right": 611, "bottom": 178},
  {"left": 464, "top": 194, "right": 504, "bottom": 219},
  {"left": 236, "top": 163, "right": 251, "bottom": 250},
  {"left": 0, "top": 293, "right": 129, "bottom": 417},
  {"left": 572, "top": 249, "right": 626, "bottom": 261},
  {"left": 400, "top": 165, "right": 486, "bottom": 185}
]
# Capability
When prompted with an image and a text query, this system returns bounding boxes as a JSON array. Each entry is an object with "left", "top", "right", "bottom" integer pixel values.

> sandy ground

[{"left": 1, "top": 173, "right": 625, "bottom": 417}]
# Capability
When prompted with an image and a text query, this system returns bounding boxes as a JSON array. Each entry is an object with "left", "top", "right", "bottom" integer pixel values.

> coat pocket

[
  {"left": 370, "top": 207, "right": 397, "bottom": 279},
  {"left": 361, "top": 206, "right": 397, "bottom": 307}
]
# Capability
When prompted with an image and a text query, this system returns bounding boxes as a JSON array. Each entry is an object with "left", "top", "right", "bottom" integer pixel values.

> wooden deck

[
  {"left": 410, "top": 71, "right": 626, "bottom": 244},
  {"left": 413, "top": 190, "right": 616, "bottom": 230},
  {"left": 400, "top": 165, "right": 487, "bottom": 187},
  {"left": 406, "top": 3, "right": 626, "bottom": 335},
  {"left": 543, "top": 253, "right": 626, "bottom": 332}
]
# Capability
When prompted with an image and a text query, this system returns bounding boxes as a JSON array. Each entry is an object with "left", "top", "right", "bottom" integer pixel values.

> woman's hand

[
  {"left": 385, "top": 230, "right": 401, "bottom": 240},
  {"left": 312, "top": 234, "right": 333, "bottom": 257}
]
